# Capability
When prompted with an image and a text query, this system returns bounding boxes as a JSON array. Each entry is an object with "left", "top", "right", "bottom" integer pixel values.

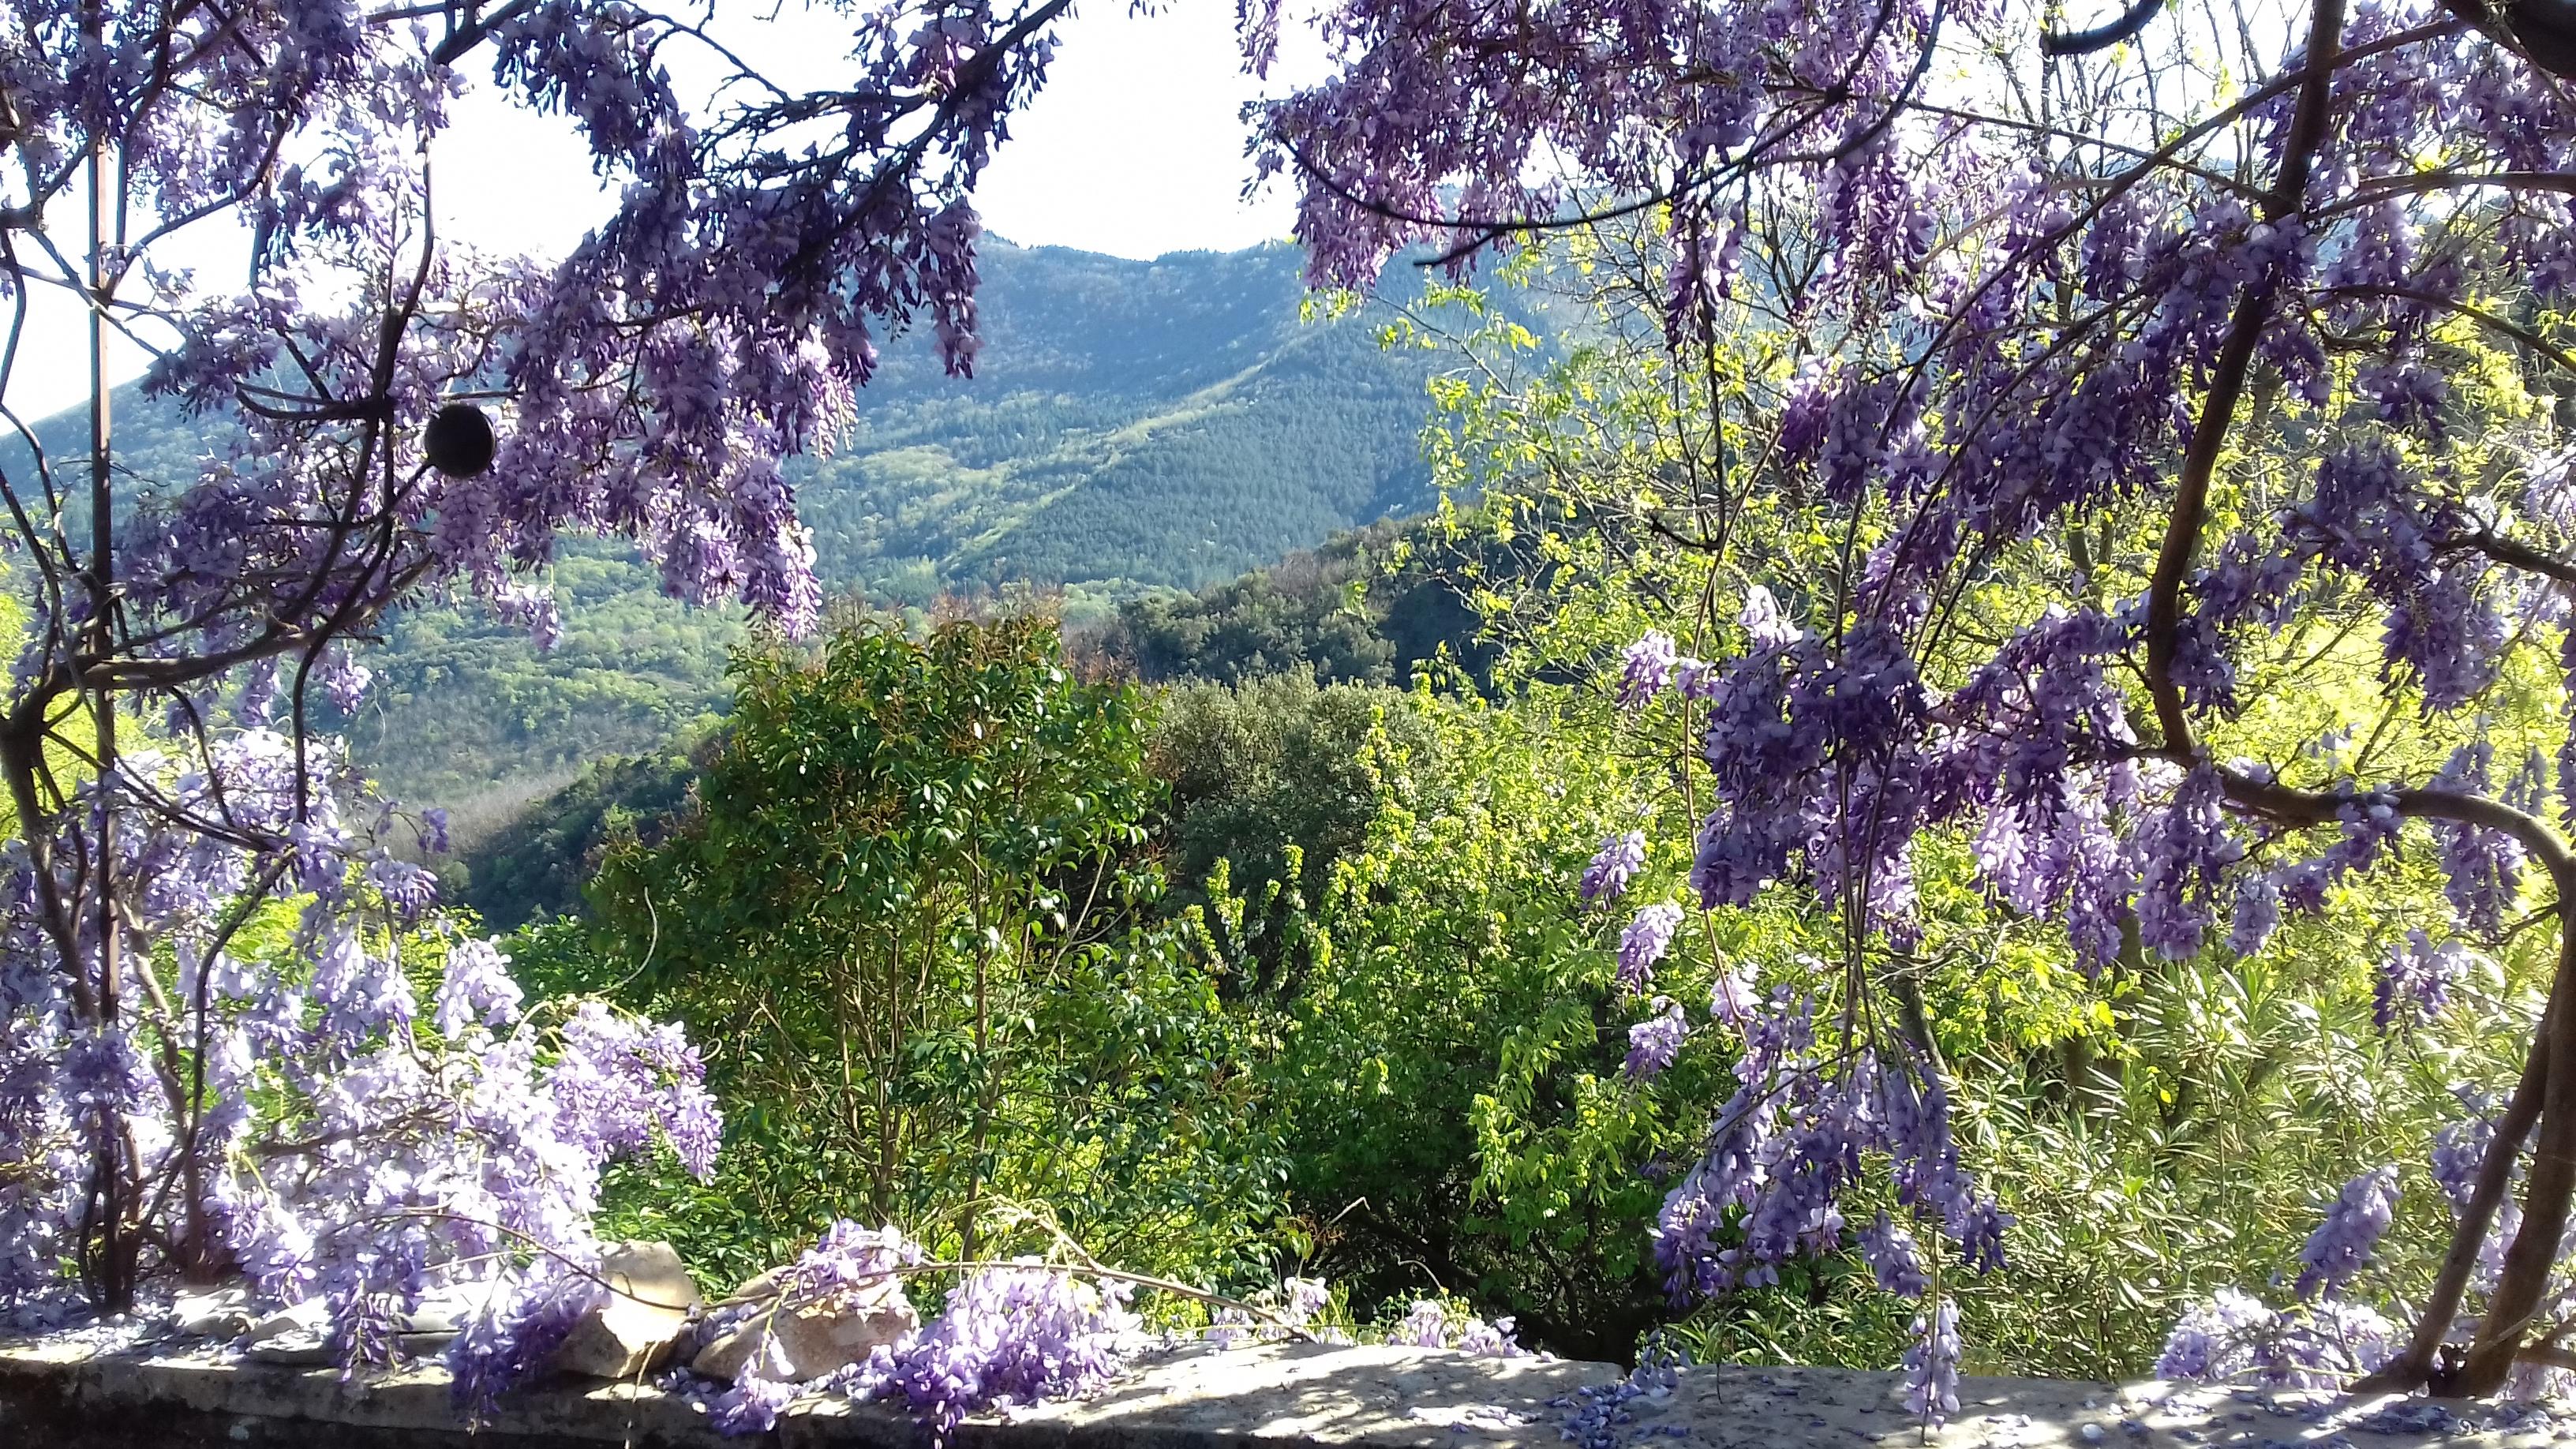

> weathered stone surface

[
  {"left": 168, "top": 1286, "right": 253, "bottom": 1339},
  {"left": 242, "top": 1297, "right": 333, "bottom": 1365},
  {"left": 0, "top": 1337, "right": 728, "bottom": 1447},
  {"left": 244, "top": 1299, "right": 328, "bottom": 1343},
  {"left": 9, "top": 1331, "right": 2576, "bottom": 1448},
  {"left": 721, "top": 1265, "right": 792, "bottom": 1305},
  {"left": 399, "top": 1279, "right": 509, "bottom": 1339},
  {"left": 555, "top": 1240, "right": 704, "bottom": 1381},
  {"left": 781, "top": 1342, "right": 1621, "bottom": 1449},
  {"left": 1589, "top": 1362, "right": 2576, "bottom": 1448},
  {"left": 692, "top": 1270, "right": 916, "bottom": 1384},
  {"left": 169, "top": 1280, "right": 503, "bottom": 1361}
]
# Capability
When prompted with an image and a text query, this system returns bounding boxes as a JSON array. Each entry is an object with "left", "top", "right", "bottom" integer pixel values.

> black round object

[
  {"left": 2512, "top": 0, "right": 2576, "bottom": 80},
  {"left": 422, "top": 402, "right": 497, "bottom": 478}
]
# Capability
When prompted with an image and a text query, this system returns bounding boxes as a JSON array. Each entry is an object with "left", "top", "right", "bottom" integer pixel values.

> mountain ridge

[{"left": 5, "top": 239, "right": 1458, "bottom": 805}]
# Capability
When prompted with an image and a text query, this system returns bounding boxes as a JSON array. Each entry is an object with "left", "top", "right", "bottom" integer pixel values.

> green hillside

[
  {"left": 11, "top": 241, "right": 1457, "bottom": 810},
  {"left": 454, "top": 511, "right": 1503, "bottom": 932},
  {"left": 804, "top": 244, "right": 1444, "bottom": 597}
]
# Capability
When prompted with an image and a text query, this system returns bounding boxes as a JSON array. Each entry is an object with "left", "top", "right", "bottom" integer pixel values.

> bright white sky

[{"left": 4, "top": 0, "right": 1309, "bottom": 421}]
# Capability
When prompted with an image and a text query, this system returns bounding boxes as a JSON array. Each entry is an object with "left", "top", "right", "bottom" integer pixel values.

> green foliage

[
  {"left": 552, "top": 616, "right": 1282, "bottom": 1290},
  {"left": 1147, "top": 672, "right": 1440, "bottom": 912},
  {"left": 1091, "top": 517, "right": 1500, "bottom": 690},
  {"left": 451, "top": 743, "right": 706, "bottom": 931},
  {"left": 1164, "top": 687, "right": 1711, "bottom": 1362},
  {"left": 437, "top": 509, "right": 1508, "bottom": 931}
]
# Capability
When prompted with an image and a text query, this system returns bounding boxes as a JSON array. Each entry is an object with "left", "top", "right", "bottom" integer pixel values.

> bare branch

[{"left": 2042, "top": 0, "right": 2168, "bottom": 56}]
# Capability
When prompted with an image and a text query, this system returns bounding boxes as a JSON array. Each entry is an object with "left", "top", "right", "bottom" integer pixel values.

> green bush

[{"left": 534, "top": 617, "right": 1284, "bottom": 1292}]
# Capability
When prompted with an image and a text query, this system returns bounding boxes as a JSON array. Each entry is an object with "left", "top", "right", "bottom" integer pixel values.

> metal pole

[{"left": 82, "top": 0, "right": 129, "bottom": 1312}]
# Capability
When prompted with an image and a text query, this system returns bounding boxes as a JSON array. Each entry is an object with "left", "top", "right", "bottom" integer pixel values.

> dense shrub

[{"left": 545, "top": 619, "right": 1284, "bottom": 1290}]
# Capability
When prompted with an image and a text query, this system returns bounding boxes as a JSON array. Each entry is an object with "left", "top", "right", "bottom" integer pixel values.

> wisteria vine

[
  {"left": 1239, "top": 0, "right": 2576, "bottom": 1409},
  {"left": 0, "top": 0, "right": 1078, "bottom": 1385}
]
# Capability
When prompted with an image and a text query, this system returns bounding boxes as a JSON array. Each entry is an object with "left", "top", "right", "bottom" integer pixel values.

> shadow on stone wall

[{"left": 5, "top": 1335, "right": 2563, "bottom": 1447}]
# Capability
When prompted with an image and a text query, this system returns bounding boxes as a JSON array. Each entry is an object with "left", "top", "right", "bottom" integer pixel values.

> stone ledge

[{"left": 4, "top": 1334, "right": 2568, "bottom": 1448}]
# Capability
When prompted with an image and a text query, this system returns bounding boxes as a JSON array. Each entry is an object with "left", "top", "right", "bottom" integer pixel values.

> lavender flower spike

[
  {"left": 1623, "top": 998, "right": 1690, "bottom": 1081},
  {"left": 1901, "top": 1297, "right": 1961, "bottom": 1426},
  {"left": 1617, "top": 903, "right": 1683, "bottom": 994},
  {"left": 2157, "top": 1288, "right": 2278, "bottom": 1380},
  {"left": 1707, "top": 957, "right": 1757, "bottom": 1026},
  {"left": 1387, "top": 1300, "right": 1450, "bottom": 1346},
  {"left": 2295, "top": 1166, "right": 2398, "bottom": 1299},
  {"left": 1581, "top": 831, "right": 1647, "bottom": 906},
  {"left": 1454, "top": 1315, "right": 1528, "bottom": 1357},
  {"left": 2373, "top": 930, "right": 2467, "bottom": 1033},
  {"left": 1616, "top": 632, "right": 1679, "bottom": 710}
]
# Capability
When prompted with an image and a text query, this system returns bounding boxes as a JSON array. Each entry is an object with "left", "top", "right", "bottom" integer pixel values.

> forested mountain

[
  {"left": 1090, "top": 516, "right": 1501, "bottom": 689},
  {"left": 807, "top": 244, "right": 1446, "bottom": 595},
  {"left": 9, "top": 240, "right": 1461, "bottom": 807}
]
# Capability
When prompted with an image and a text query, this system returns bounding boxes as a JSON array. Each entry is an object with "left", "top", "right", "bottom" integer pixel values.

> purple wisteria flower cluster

[
  {"left": 677, "top": 1226, "right": 1140, "bottom": 1443},
  {"left": 0, "top": 728, "right": 722, "bottom": 1353},
  {"left": 2374, "top": 932, "right": 2471, "bottom": 1034},
  {"left": 0, "top": 0, "right": 1083, "bottom": 1327},
  {"left": 1382, "top": 1297, "right": 1529, "bottom": 1356},
  {"left": 1251, "top": 0, "right": 2576, "bottom": 1386},
  {"left": 1582, "top": 832, "right": 1649, "bottom": 905},
  {"left": 869, "top": 1261, "right": 1141, "bottom": 1444},
  {"left": 1616, "top": 904, "right": 1683, "bottom": 995},
  {"left": 1623, "top": 999, "right": 1690, "bottom": 1080},
  {"left": 1900, "top": 1297, "right": 1961, "bottom": 1425},
  {"left": 1648, "top": 994, "right": 2009, "bottom": 1307},
  {"left": 668, "top": 1226, "right": 1526, "bottom": 1443},
  {"left": 1574, "top": 600, "right": 2021, "bottom": 1384},
  {"left": 2296, "top": 1166, "right": 2401, "bottom": 1299},
  {"left": 2156, "top": 1288, "right": 2397, "bottom": 1388}
]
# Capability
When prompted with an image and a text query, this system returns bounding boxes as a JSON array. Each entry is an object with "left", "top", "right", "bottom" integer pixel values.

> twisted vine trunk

[
  {"left": 2452, "top": 912, "right": 2576, "bottom": 1391},
  {"left": 2359, "top": 996, "right": 2548, "bottom": 1391},
  {"left": 2130, "top": 0, "right": 2576, "bottom": 1392},
  {"left": 2206, "top": 786, "right": 2576, "bottom": 1391},
  {"left": 2349, "top": 874, "right": 2576, "bottom": 1393}
]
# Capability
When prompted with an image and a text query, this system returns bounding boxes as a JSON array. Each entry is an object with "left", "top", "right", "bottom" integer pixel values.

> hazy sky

[{"left": 4, "top": 0, "right": 1305, "bottom": 421}]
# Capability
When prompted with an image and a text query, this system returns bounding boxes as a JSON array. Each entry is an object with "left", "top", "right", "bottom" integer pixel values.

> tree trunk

[
  {"left": 2452, "top": 912, "right": 2576, "bottom": 1392},
  {"left": 2357, "top": 996, "right": 2549, "bottom": 1391}
]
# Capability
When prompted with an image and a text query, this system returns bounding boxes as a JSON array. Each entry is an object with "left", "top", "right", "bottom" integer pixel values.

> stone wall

[{"left": 4, "top": 1334, "right": 2567, "bottom": 1448}]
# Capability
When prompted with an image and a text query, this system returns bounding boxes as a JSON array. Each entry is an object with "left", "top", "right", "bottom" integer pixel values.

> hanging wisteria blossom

[
  {"left": 1238, "top": 0, "right": 2576, "bottom": 1398},
  {"left": 1617, "top": 904, "right": 1684, "bottom": 994},
  {"left": 0, "top": 0, "right": 1084, "bottom": 1357}
]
